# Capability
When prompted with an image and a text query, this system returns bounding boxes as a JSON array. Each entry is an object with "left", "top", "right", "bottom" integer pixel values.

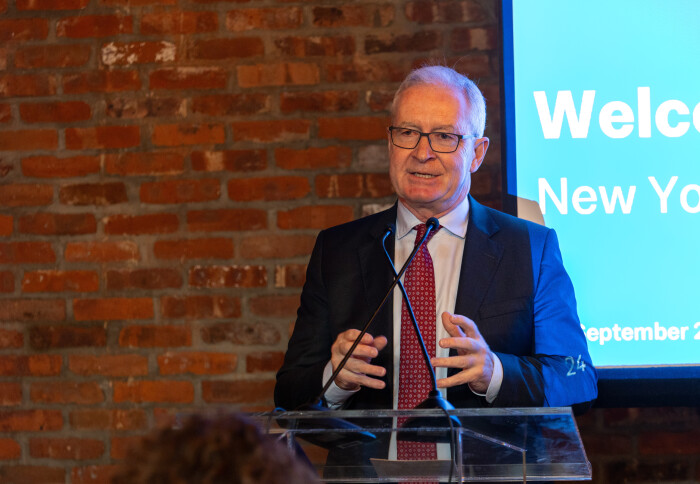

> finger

[
  {"left": 431, "top": 354, "right": 477, "bottom": 370},
  {"left": 372, "top": 335, "right": 388, "bottom": 352},
  {"left": 340, "top": 341, "right": 381, "bottom": 360},
  {"left": 443, "top": 312, "right": 483, "bottom": 340},
  {"left": 343, "top": 358, "right": 387, "bottom": 379},
  {"left": 435, "top": 367, "right": 483, "bottom": 389},
  {"left": 441, "top": 312, "right": 465, "bottom": 338},
  {"left": 438, "top": 336, "right": 479, "bottom": 353}
]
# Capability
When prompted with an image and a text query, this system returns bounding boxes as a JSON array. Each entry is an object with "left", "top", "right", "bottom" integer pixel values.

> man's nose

[{"left": 413, "top": 134, "right": 436, "bottom": 160}]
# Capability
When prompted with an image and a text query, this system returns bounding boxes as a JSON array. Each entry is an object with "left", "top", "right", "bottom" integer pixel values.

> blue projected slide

[{"left": 505, "top": 0, "right": 700, "bottom": 368}]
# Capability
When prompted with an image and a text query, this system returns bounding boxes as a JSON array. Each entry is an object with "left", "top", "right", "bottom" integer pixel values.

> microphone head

[
  {"left": 384, "top": 223, "right": 396, "bottom": 236},
  {"left": 426, "top": 217, "right": 439, "bottom": 231}
]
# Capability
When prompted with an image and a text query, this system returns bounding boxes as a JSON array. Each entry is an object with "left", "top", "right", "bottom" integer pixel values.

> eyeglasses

[{"left": 388, "top": 126, "right": 475, "bottom": 153}]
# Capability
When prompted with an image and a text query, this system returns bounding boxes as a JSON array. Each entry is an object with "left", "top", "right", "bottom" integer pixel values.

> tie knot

[{"left": 413, "top": 223, "right": 440, "bottom": 246}]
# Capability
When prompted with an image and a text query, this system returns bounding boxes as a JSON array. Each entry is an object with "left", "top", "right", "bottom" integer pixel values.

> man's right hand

[{"left": 330, "top": 330, "right": 388, "bottom": 391}]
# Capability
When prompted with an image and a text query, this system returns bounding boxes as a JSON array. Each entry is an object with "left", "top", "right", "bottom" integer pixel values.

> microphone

[
  {"left": 280, "top": 222, "right": 434, "bottom": 448},
  {"left": 381, "top": 218, "right": 461, "bottom": 442}
]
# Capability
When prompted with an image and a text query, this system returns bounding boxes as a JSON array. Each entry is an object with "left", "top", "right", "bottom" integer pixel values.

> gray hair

[{"left": 391, "top": 65, "right": 487, "bottom": 138}]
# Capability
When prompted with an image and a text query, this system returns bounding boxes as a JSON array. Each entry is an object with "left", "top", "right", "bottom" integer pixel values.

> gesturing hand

[
  {"left": 330, "top": 330, "right": 388, "bottom": 391},
  {"left": 431, "top": 312, "right": 494, "bottom": 393}
]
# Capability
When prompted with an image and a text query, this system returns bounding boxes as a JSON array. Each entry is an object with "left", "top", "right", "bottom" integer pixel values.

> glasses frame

[{"left": 387, "top": 126, "right": 476, "bottom": 153}]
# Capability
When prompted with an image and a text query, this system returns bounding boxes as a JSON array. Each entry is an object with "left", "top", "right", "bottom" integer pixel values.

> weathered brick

[
  {"left": 0, "top": 410, "right": 62, "bottom": 432},
  {"left": 0, "top": 466, "right": 64, "bottom": 484},
  {"left": 104, "top": 213, "right": 178, "bottom": 235},
  {"left": 65, "top": 241, "right": 139, "bottom": 262},
  {"left": 57, "top": 14, "right": 132, "bottom": 37},
  {"left": 227, "top": 176, "right": 309, "bottom": 201},
  {"left": 149, "top": 67, "right": 226, "bottom": 90},
  {"left": 451, "top": 27, "right": 498, "bottom": 52},
  {"left": 21, "top": 155, "right": 100, "bottom": 178},
  {"left": 0, "top": 185, "right": 53, "bottom": 207},
  {"left": 0, "top": 216, "right": 11, "bottom": 236},
  {"left": 105, "top": 152, "right": 184, "bottom": 175},
  {"left": 0, "top": 355, "right": 61, "bottom": 376},
  {"left": 249, "top": 294, "right": 298, "bottom": 318},
  {"left": 365, "top": 31, "right": 441, "bottom": 54},
  {"left": 232, "top": 119, "right": 311, "bottom": 142},
  {"left": 158, "top": 351, "right": 238, "bottom": 375},
  {"left": 366, "top": 88, "right": 395, "bottom": 112},
  {"left": 275, "top": 146, "right": 352, "bottom": 170},
  {"left": 59, "top": 183, "right": 128, "bottom": 206},
  {"left": 69, "top": 409, "right": 146, "bottom": 431},
  {"left": 18, "top": 213, "right": 97, "bottom": 235},
  {"left": 106, "top": 97, "right": 185, "bottom": 119},
  {"left": 161, "top": 295, "right": 241, "bottom": 319},
  {"left": 106, "top": 268, "right": 182, "bottom": 290},
  {"left": 110, "top": 436, "right": 143, "bottom": 460},
  {"left": 63, "top": 70, "right": 140, "bottom": 94},
  {"left": 119, "top": 325, "right": 191, "bottom": 347},
  {"left": 69, "top": 354, "right": 148, "bottom": 377},
  {"left": 113, "top": 380, "right": 193, "bottom": 403},
  {"left": 152, "top": 124, "right": 225, "bottom": 146},
  {"left": 0, "top": 271, "right": 13, "bottom": 292},
  {"left": 274, "top": 263, "right": 306, "bottom": 288},
  {"left": 29, "top": 438, "right": 104, "bottom": 460},
  {"left": 226, "top": 7, "right": 302, "bottom": 31},
  {"left": 101, "top": 41, "right": 176, "bottom": 66},
  {"left": 187, "top": 208, "right": 266, "bottom": 232},
  {"left": 0, "top": 383, "right": 22, "bottom": 405},
  {"left": 405, "top": 0, "right": 487, "bottom": 24},
  {"left": 191, "top": 150, "right": 266, "bottom": 172},
  {"left": 189, "top": 265, "right": 266, "bottom": 288},
  {"left": 141, "top": 10, "right": 217, "bottom": 34},
  {"left": 202, "top": 380, "right": 275, "bottom": 404},
  {"left": 0, "top": 19, "right": 49, "bottom": 41},
  {"left": 240, "top": 234, "right": 314, "bottom": 259},
  {"left": 237, "top": 63, "right": 319, "bottom": 88},
  {"left": 65, "top": 126, "right": 140, "bottom": 149},
  {"left": 0, "top": 299, "right": 65, "bottom": 322},
  {"left": 154, "top": 238, "right": 234, "bottom": 260},
  {"left": 0, "top": 242, "right": 55, "bottom": 264},
  {"left": 188, "top": 38, "right": 264, "bottom": 60},
  {"left": 318, "top": 116, "right": 389, "bottom": 140},
  {"left": 201, "top": 321, "right": 280, "bottom": 345},
  {"left": 315, "top": 173, "right": 394, "bottom": 198},
  {"left": 29, "top": 325, "right": 106, "bottom": 350},
  {"left": 0, "top": 103, "right": 10, "bottom": 122},
  {"left": 0, "top": 438, "right": 20, "bottom": 459},
  {"left": 102, "top": 0, "right": 174, "bottom": 6},
  {"left": 140, "top": 179, "right": 220, "bottom": 204},
  {"left": 277, "top": 205, "right": 354, "bottom": 229},
  {"left": 280, "top": 90, "right": 357, "bottom": 113},
  {"left": 15, "top": 44, "right": 91, "bottom": 69},
  {"left": 16, "top": 0, "right": 88, "bottom": 9},
  {"left": 71, "top": 465, "right": 119, "bottom": 484},
  {"left": 73, "top": 298, "right": 153, "bottom": 321},
  {"left": 325, "top": 59, "right": 408, "bottom": 83},
  {"left": 0, "top": 130, "right": 57, "bottom": 151},
  {"left": 246, "top": 351, "right": 284, "bottom": 373},
  {"left": 30, "top": 382, "right": 104, "bottom": 404},
  {"left": 274, "top": 36, "right": 355, "bottom": 57},
  {"left": 191, "top": 93, "right": 270, "bottom": 116},
  {"left": 0, "top": 73, "right": 57, "bottom": 97},
  {"left": 21, "top": 270, "right": 99, "bottom": 293},
  {"left": 312, "top": 5, "right": 394, "bottom": 27}
]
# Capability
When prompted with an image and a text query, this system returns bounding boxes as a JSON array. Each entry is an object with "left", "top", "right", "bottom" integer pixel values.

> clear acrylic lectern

[{"left": 252, "top": 407, "right": 591, "bottom": 483}]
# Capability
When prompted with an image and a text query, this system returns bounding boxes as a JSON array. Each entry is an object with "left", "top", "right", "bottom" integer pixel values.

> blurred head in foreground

[{"left": 111, "top": 413, "right": 319, "bottom": 484}]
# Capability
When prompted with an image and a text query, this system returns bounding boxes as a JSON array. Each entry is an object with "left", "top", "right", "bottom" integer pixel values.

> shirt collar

[{"left": 396, "top": 196, "right": 470, "bottom": 240}]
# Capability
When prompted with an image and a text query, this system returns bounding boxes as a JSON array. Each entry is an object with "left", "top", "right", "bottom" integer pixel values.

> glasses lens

[
  {"left": 428, "top": 132, "right": 459, "bottom": 152},
  {"left": 391, "top": 128, "right": 419, "bottom": 149}
]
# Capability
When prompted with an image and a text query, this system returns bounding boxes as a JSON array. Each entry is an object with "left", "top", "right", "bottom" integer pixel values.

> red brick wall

[{"left": 1, "top": 0, "right": 698, "bottom": 482}]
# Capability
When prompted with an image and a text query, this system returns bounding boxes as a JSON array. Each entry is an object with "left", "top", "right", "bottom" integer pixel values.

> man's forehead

[{"left": 393, "top": 84, "right": 470, "bottom": 128}]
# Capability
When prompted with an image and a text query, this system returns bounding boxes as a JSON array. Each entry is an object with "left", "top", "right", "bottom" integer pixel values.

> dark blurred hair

[{"left": 111, "top": 413, "right": 319, "bottom": 484}]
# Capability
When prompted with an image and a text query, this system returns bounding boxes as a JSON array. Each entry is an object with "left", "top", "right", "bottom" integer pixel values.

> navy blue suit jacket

[{"left": 275, "top": 196, "right": 597, "bottom": 413}]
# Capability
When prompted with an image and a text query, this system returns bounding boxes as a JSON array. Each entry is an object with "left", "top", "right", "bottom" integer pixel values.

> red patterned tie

[{"left": 397, "top": 223, "right": 440, "bottom": 462}]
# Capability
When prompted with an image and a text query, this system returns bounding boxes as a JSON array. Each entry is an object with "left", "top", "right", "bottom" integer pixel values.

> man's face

[{"left": 389, "top": 84, "right": 489, "bottom": 220}]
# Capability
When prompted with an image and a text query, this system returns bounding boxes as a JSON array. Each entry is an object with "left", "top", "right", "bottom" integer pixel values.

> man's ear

[{"left": 470, "top": 137, "right": 489, "bottom": 173}]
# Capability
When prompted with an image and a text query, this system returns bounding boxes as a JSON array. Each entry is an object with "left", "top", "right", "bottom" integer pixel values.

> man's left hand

[{"left": 431, "top": 311, "right": 494, "bottom": 393}]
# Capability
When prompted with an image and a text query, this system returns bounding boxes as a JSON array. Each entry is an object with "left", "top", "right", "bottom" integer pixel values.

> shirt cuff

[
  {"left": 322, "top": 360, "right": 359, "bottom": 408},
  {"left": 469, "top": 353, "right": 503, "bottom": 404}
]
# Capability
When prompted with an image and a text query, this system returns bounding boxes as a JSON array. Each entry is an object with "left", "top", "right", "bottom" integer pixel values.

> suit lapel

[{"left": 454, "top": 197, "right": 504, "bottom": 320}]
